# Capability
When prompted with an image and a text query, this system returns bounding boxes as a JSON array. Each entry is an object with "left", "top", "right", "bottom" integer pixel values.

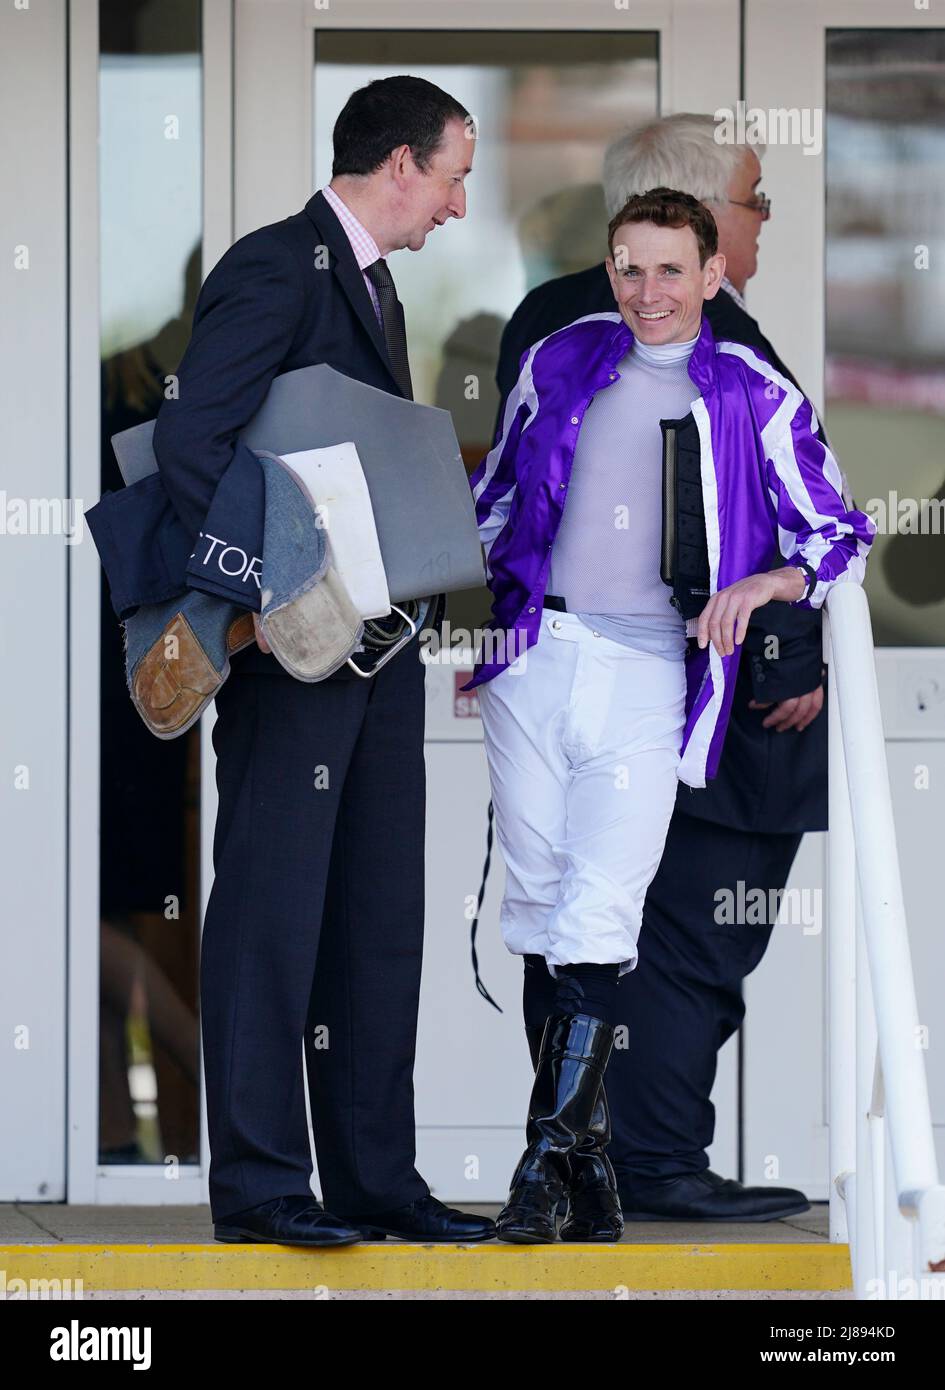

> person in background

[{"left": 492, "top": 114, "right": 838, "bottom": 1223}]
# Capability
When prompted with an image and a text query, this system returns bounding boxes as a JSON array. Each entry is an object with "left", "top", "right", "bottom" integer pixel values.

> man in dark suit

[
  {"left": 152, "top": 76, "right": 494, "bottom": 1245},
  {"left": 496, "top": 114, "right": 827, "bottom": 1221}
]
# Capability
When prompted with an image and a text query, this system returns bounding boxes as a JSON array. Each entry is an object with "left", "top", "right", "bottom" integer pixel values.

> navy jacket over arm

[
  {"left": 492, "top": 262, "right": 827, "bottom": 834},
  {"left": 88, "top": 191, "right": 409, "bottom": 674}
]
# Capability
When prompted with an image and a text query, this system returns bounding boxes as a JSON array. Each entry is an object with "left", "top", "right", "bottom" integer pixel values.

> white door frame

[
  {"left": 745, "top": 0, "right": 937, "bottom": 412},
  {"left": 233, "top": 0, "right": 742, "bottom": 236},
  {"left": 0, "top": 0, "right": 68, "bottom": 1204},
  {"left": 233, "top": 0, "right": 744, "bottom": 1200},
  {"left": 66, "top": 0, "right": 233, "bottom": 1205},
  {"left": 742, "top": 0, "right": 945, "bottom": 1203},
  {"left": 65, "top": 0, "right": 741, "bottom": 1204}
]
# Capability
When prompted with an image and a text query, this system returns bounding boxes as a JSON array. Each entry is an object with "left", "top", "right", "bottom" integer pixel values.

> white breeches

[{"left": 478, "top": 609, "right": 687, "bottom": 977}]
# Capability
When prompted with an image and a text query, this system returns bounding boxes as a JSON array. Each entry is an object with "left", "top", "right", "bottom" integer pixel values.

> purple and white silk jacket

[{"left": 465, "top": 310, "right": 876, "bottom": 788}]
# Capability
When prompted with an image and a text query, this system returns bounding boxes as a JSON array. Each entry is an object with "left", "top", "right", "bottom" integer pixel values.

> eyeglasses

[{"left": 728, "top": 193, "right": 771, "bottom": 220}]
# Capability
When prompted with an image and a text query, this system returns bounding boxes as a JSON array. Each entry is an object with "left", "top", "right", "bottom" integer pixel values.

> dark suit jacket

[
  {"left": 148, "top": 190, "right": 411, "bottom": 677},
  {"left": 493, "top": 263, "right": 827, "bottom": 833}
]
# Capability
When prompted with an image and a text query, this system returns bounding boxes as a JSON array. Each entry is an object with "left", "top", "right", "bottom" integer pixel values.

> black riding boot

[
  {"left": 524, "top": 1025, "right": 568, "bottom": 1221},
  {"left": 496, "top": 1013, "right": 615, "bottom": 1244},
  {"left": 525, "top": 1024, "right": 624, "bottom": 1242},
  {"left": 558, "top": 1078, "right": 624, "bottom": 1242}
]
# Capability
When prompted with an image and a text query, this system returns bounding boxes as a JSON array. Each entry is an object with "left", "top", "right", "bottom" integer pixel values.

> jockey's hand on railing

[
  {"left": 697, "top": 567, "right": 807, "bottom": 657},
  {"left": 748, "top": 685, "right": 825, "bottom": 732}
]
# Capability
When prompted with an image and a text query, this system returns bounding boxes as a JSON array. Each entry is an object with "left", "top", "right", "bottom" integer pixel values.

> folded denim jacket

[{"left": 88, "top": 451, "right": 364, "bottom": 739}]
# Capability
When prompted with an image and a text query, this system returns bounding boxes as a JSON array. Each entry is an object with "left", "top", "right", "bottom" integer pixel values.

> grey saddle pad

[{"left": 110, "top": 363, "right": 485, "bottom": 602}]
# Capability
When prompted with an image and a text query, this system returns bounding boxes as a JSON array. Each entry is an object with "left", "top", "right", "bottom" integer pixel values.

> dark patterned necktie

[{"left": 366, "top": 257, "right": 413, "bottom": 401}]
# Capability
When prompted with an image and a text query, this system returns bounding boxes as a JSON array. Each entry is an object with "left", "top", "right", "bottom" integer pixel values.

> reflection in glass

[
  {"left": 825, "top": 29, "right": 945, "bottom": 644},
  {"left": 97, "top": 1, "right": 202, "bottom": 1165},
  {"left": 313, "top": 31, "right": 658, "bottom": 633}
]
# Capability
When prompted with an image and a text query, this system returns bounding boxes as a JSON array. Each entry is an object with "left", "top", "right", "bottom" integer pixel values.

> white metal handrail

[{"left": 824, "top": 582, "right": 945, "bottom": 1299}]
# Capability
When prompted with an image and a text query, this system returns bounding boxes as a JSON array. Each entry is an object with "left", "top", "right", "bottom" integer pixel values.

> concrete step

[
  {"left": 1, "top": 1202, "right": 850, "bottom": 1296},
  {"left": 0, "top": 1240, "right": 851, "bottom": 1295}
]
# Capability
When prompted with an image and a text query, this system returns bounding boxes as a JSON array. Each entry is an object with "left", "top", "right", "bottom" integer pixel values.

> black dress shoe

[
  {"left": 214, "top": 1195, "right": 363, "bottom": 1246},
  {"left": 346, "top": 1194, "right": 495, "bottom": 1243},
  {"left": 618, "top": 1169, "right": 811, "bottom": 1222}
]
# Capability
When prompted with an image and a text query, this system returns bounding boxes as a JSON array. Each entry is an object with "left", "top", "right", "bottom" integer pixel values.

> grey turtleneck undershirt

[{"left": 547, "top": 327, "right": 702, "bottom": 659}]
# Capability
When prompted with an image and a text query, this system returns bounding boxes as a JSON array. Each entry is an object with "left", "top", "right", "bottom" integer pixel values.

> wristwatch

[{"left": 797, "top": 561, "right": 818, "bottom": 601}]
